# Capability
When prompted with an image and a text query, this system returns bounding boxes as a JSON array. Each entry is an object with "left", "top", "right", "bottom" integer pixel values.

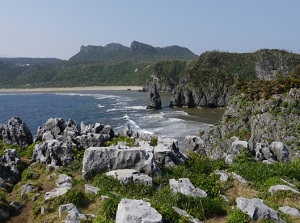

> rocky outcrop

[
  {"left": 1, "top": 117, "right": 33, "bottom": 148},
  {"left": 106, "top": 169, "right": 153, "bottom": 186},
  {"left": 115, "top": 198, "right": 163, "bottom": 223},
  {"left": 268, "top": 185, "right": 299, "bottom": 195},
  {"left": 45, "top": 174, "right": 73, "bottom": 200},
  {"left": 0, "top": 149, "right": 21, "bottom": 184},
  {"left": 146, "top": 77, "right": 162, "bottom": 109},
  {"left": 31, "top": 140, "right": 73, "bottom": 166},
  {"left": 82, "top": 146, "right": 159, "bottom": 181},
  {"left": 236, "top": 197, "right": 282, "bottom": 222},
  {"left": 196, "top": 88, "right": 300, "bottom": 161},
  {"left": 58, "top": 203, "right": 87, "bottom": 223},
  {"left": 279, "top": 206, "right": 300, "bottom": 217}
]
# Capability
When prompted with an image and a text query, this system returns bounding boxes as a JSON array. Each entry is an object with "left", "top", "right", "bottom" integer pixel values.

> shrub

[
  {"left": 54, "top": 189, "right": 88, "bottom": 208},
  {"left": 105, "top": 135, "right": 137, "bottom": 147}
]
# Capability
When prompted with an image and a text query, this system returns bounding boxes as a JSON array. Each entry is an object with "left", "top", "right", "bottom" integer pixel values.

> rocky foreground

[{"left": 1, "top": 86, "right": 300, "bottom": 222}]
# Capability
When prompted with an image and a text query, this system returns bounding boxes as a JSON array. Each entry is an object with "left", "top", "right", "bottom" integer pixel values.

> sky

[{"left": 1, "top": 0, "right": 299, "bottom": 60}]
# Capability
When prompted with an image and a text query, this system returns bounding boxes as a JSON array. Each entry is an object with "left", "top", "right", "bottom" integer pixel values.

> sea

[{"left": 0, "top": 90, "right": 224, "bottom": 145}]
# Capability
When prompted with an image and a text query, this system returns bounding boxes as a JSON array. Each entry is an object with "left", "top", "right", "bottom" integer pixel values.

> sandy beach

[{"left": 0, "top": 86, "right": 143, "bottom": 93}]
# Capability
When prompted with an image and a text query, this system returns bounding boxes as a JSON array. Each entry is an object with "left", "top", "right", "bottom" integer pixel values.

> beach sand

[{"left": 0, "top": 86, "right": 143, "bottom": 93}]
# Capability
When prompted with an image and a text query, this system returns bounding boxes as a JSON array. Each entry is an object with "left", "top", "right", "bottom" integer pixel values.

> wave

[
  {"left": 106, "top": 108, "right": 118, "bottom": 112},
  {"left": 97, "top": 104, "right": 105, "bottom": 108},
  {"left": 125, "top": 106, "right": 145, "bottom": 110}
]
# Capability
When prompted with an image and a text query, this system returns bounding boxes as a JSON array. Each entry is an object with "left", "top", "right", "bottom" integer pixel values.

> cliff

[{"left": 170, "top": 49, "right": 300, "bottom": 107}]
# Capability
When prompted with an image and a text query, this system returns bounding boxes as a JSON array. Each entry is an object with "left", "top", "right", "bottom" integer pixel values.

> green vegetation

[
  {"left": 105, "top": 135, "right": 138, "bottom": 147},
  {"left": 227, "top": 208, "right": 250, "bottom": 223}
]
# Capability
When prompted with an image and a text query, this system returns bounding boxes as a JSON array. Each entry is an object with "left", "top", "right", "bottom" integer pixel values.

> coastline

[{"left": 0, "top": 86, "right": 143, "bottom": 93}]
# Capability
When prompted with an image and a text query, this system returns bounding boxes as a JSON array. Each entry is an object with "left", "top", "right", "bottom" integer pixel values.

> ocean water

[{"left": 0, "top": 90, "right": 224, "bottom": 144}]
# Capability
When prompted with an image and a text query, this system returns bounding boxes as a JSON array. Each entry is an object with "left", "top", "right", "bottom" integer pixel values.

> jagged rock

[
  {"left": 172, "top": 207, "right": 202, "bottom": 223},
  {"left": 84, "top": 184, "right": 100, "bottom": 195},
  {"left": 119, "top": 124, "right": 139, "bottom": 138},
  {"left": 236, "top": 197, "right": 282, "bottom": 222},
  {"left": 82, "top": 146, "right": 159, "bottom": 181},
  {"left": 44, "top": 187, "right": 70, "bottom": 200},
  {"left": 215, "top": 170, "right": 229, "bottom": 182},
  {"left": 255, "top": 142, "right": 275, "bottom": 161},
  {"left": 106, "top": 169, "right": 153, "bottom": 186},
  {"left": 58, "top": 203, "right": 87, "bottom": 223},
  {"left": 152, "top": 137, "right": 186, "bottom": 166},
  {"left": 230, "top": 140, "right": 249, "bottom": 155},
  {"left": 55, "top": 174, "right": 73, "bottom": 188},
  {"left": 42, "top": 131, "right": 55, "bottom": 141},
  {"left": 115, "top": 198, "right": 163, "bottom": 223},
  {"left": 269, "top": 141, "right": 289, "bottom": 161},
  {"left": 10, "top": 201, "right": 23, "bottom": 211},
  {"left": 268, "top": 185, "right": 299, "bottom": 195},
  {"left": 231, "top": 172, "right": 247, "bottom": 184},
  {"left": 146, "top": 77, "right": 162, "bottom": 109},
  {"left": 21, "top": 183, "right": 38, "bottom": 197},
  {"left": 0, "top": 149, "right": 21, "bottom": 184},
  {"left": 31, "top": 140, "right": 73, "bottom": 166},
  {"left": 1, "top": 117, "right": 33, "bottom": 148},
  {"left": 35, "top": 118, "right": 67, "bottom": 142},
  {"left": 184, "top": 135, "right": 206, "bottom": 155},
  {"left": 0, "top": 124, "right": 3, "bottom": 139},
  {"left": 279, "top": 206, "right": 300, "bottom": 217},
  {"left": 75, "top": 133, "right": 110, "bottom": 149},
  {"left": 169, "top": 178, "right": 207, "bottom": 198}
]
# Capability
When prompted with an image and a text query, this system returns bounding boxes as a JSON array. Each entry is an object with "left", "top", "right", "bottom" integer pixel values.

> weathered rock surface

[
  {"left": 55, "top": 174, "right": 73, "bottom": 188},
  {"left": 268, "top": 185, "right": 299, "bottom": 195},
  {"left": 44, "top": 187, "right": 70, "bottom": 201},
  {"left": 82, "top": 146, "right": 159, "bottom": 180},
  {"left": 115, "top": 198, "right": 163, "bottom": 223},
  {"left": 169, "top": 178, "right": 207, "bottom": 198},
  {"left": 146, "top": 77, "right": 162, "bottom": 109},
  {"left": 31, "top": 140, "right": 73, "bottom": 166},
  {"left": 58, "top": 203, "right": 87, "bottom": 223},
  {"left": 21, "top": 183, "right": 38, "bottom": 197},
  {"left": 10, "top": 201, "right": 23, "bottom": 211},
  {"left": 45, "top": 174, "right": 73, "bottom": 200},
  {"left": 35, "top": 118, "right": 68, "bottom": 142},
  {"left": 172, "top": 207, "right": 202, "bottom": 223},
  {"left": 0, "top": 149, "right": 21, "bottom": 184},
  {"left": 106, "top": 169, "right": 153, "bottom": 186},
  {"left": 236, "top": 197, "right": 282, "bottom": 222},
  {"left": 84, "top": 184, "right": 100, "bottom": 195},
  {"left": 184, "top": 135, "right": 206, "bottom": 155},
  {"left": 278, "top": 206, "right": 300, "bottom": 217},
  {"left": 1, "top": 117, "right": 33, "bottom": 148}
]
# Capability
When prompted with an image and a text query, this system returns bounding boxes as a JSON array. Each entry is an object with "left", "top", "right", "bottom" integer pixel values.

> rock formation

[
  {"left": 0, "top": 149, "right": 21, "bottom": 185},
  {"left": 1, "top": 117, "right": 33, "bottom": 148},
  {"left": 146, "top": 77, "right": 162, "bottom": 109}
]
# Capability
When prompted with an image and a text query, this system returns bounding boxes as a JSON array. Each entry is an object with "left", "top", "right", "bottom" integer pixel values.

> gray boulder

[
  {"left": 10, "top": 201, "right": 23, "bottom": 211},
  {"left": 184, "top": 135, "right": 206, "bottom": 155},
  {"left": 116, "top": 198, "right": 163, "bottom": 223},
  {"left": 44, "top": 187, "right": 70, "bottom": 201},
  {"left": 231, "top": 172, "right": 247, "bottom": 184},
  {"left": 119, "top": 124, "right": 139, "bottom": 138},
  {"left": 278, "top": 206, "right": 300, "bottom": 217},
  {"left": 75, "top": 133, "right": 110, "bottom": 149},
  {"left": 58, "top": 203, "right": 87, "bottom": 223},
  {"left": 0, "top": 149, "right": 21, "bottom": 184},
  {"left": 82, "top": 146, "right": 159, "bottom": 181},
  {"left": 268, "top": 185, "right": 299, "bottom": 195},
  {"left": 146, "top": 77, "right": 162, "bottom": 109},
  {"left": 2, "top": 117, "right": 33, "bottom": 148},
  {"left": 236, "top": 197, "right": 282, "bottom": 222},
  {"left": 230, "top": 140, "right": 249, "bottom": 155},
  {"left": 55, "top": 174, "right": 73, "bottom": 188},
  {"left": 215, "top": 170, "right": 229, "bottom": 182},
  {"left": 269, "top": 141, "right": 289, "bottom": 161},
  {"left": 84, "top": 184, "right": 100, "bottom": 195},
  {"left": 31, "top": 140, "right": 73, "bottom": 166},
  {"left": 21, "top": 183, "right": 38, "bottom": 197},
  {"left": 172, "top": 207, "right": 202, "bottom": 223},
  {"left": 106, "top": 169, "right": 153, "bottom": 186},
  {"left": 152, "top": 137, "right": 186, "bottom": 166},
  {"left": 169, "top": 178, "right": 207, "bottom": 198}
]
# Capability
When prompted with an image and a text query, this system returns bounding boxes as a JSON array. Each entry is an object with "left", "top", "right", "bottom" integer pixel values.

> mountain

[{"left": 68, "top": 41, "right": 198, "bottom": 62}]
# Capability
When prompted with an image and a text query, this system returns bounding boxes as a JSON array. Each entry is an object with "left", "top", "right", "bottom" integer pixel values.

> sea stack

[{"left": 146, "top": 77, "right": 162, "bottom": 109}]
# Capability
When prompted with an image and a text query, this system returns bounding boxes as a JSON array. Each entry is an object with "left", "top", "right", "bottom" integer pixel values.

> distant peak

[{"left": 130, "top": 41, "right": 158, "bottom": 53}]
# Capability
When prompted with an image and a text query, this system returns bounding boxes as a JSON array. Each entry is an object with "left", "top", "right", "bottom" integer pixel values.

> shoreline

[{"left": 0, "top": 86, "right": 143, "bottom": 93}]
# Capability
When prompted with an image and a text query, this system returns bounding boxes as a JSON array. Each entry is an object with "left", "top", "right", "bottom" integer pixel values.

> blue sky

[{"left": 1, "top": 0, "right": 299, "bottom": 59}]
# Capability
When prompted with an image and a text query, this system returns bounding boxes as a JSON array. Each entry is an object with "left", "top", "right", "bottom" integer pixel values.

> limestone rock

[
  {"left": 146, "top": 77, "right": 162, "bottom": 109},
  {"left": 21, "top": 183, "right": 38, "bottom": 197},
  {"left": 35, "top": 118, "right": 67, "bottom": 142},
  {"left": 106, "top": 169, "right": 153, "bottom": 186},
  {"left": 10, "top": 201, "right": 23, "bottom": 211},
  {"left": 75, "top": 133, "right": 110, "bottom": 149},
  {"left": 169, "top": 178, "right": 207, "bottom": 198},
  {"left": 268, "top": 185, "right": 299, "bottom": 195},
  {"left": 231, "top": 172, "right": 247, "bottom": 184},
  {"left": 115, "top": 198, "right": 163, "bottom": 223},
  {"left": 184, "top": 135, "right": 206, "bottom": 155},
  {"left": 58, "top": 203, "right": 87, "bottom": 223},
  {"left": 84, "top": 184, "right": 100, "bottom": 195},
  {"left": 82, "top": 146, "right": 159, "bottom": 181},
  {"left": 2, "top": 117, "right": 33, "bottom": 148},
  {"left": 278, "top": 206, "right": 300, "bottom": 217},
  {"left": 215, "top": 170, "right": 229, "bottom": 182},
  {"left": 44, "top": 187, "right": 70, "bottom": 200},
  {"left": 55, "top": 174, "right": 73, "bottom": 188},
  {"left": 172, "top": 207, "right": 202, "bottom": 223},
  {"left": 0, "top": 149, "right": 21, "bottom": 184},
  {"left": 269, "top": 141, "right": 289, "bottom": 161},
  {"left": 236, "top": 197, "right": 282, "bottom": 222},
  {"left": 31, "top": 140, "right": 73, "bottom": 166}
]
